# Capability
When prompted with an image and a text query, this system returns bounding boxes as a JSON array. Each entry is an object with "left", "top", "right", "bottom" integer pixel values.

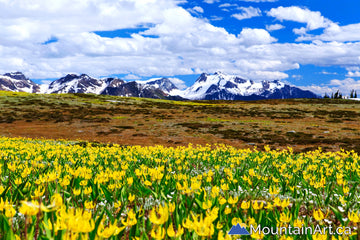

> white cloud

[
  {"left": 267, "top": 6, "right": 332, "bottom": 31},
  {"left": 248, "top": 71, "right": 288, "bottom": 80},
  {"left": 300, "top": 78, "right": 360, "bottom": 96},
  {"left": 320, "top": 71, "right": 338, "bottom": 75},
  {"left": 346, "top": 71, "right": 360, "bottom": 77},
  {"left": 266, "top": 24, "right": 285, "bottom": 31},
  {"left": 203, "top": 0, "right": 219, "bottom": 3},
  {"left": 232, "top": 7, "right": 261, "bottom": 21},
  {"left": 123, "top": 74, "right": 140, "bottom": 80},
  {"left": 219, "top": 3, "right": 238, "bottom": 8},
  {"left": 192, "top": 6, "right": 204, "bottom": 13},
  {"left": 291, "top": 74, "right": 302, "bottom": 80},
  {"left": 168, "top": 78, "right": 187, "bottom": 89},
  {"left": 209, "top": 16, "right": 223, "bottom": 21},
  {"left": 2, "top": 0, "right": 360, "bottom": 87},
  {"left": 239, "top": 0, "right": 277, "bottom": 2},
  {"left": 238, "top": 28, "right": 276, "bottom": 46},
  {"left": 298, "top": 23, "right": 360, "bottom": 42}
]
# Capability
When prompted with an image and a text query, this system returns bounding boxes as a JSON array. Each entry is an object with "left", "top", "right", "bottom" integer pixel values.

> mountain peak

[
  {"left": 180, "top": 72, "right": 318, "bottom": 100},
  {"left": 4, "top": 72, "right": 28, "bottom": 81},
  {"left": 140, "top": 77, "right": 179, "bottom": 93},
  {"left": 195, "top": 73, "right": 209, "bottom": 83},
  {"left": 0, "top": 72, "right": 39, "bottom": 93}
]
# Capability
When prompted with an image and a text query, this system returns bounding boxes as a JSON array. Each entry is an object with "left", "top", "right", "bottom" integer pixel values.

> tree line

[{"left": 323, "top": 89, "right": 357, "bottom": 99}]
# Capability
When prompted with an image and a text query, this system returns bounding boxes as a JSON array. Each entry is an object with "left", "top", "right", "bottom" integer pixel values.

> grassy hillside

[{"left": 0, "top": 91, "right": 360, "bottom": 153}]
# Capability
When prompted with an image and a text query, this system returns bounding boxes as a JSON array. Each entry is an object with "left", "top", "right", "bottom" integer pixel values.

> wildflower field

[{"left": 0, "top": 137, "right": 359, "bottom": 240}]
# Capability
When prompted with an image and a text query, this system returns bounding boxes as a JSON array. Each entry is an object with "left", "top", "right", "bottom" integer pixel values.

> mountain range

[{"left": 0, "top": 71, "right": 318, "bottom": 100}]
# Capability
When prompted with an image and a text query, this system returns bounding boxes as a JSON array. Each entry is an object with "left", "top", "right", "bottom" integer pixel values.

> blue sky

[{"left": 1, "top": 0, "right": 360, "bottom": 95}]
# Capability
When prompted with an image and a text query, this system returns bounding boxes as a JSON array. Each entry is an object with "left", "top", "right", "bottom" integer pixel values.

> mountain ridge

[{"left": 0, "top": 71, "right": 319, "bottom": 100}]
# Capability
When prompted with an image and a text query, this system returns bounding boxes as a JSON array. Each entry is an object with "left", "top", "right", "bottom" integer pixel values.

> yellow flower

[
  {"left": 149, "top": 204, "right": 169, "bottom": 225},
  {"left": 5, "top": 205, "right": 16, "bottom": 218},
  {"left": 216, "top": 222, "right": 224, "bottom": 229},
  {"left": 97, "top": 219, "right": 124, "bottom": 238},
  {"left": 339, "top": 196, "right": 347, "bottom": 205},
  {"left": 248, "top": 217, "right": 256, "bottom": 226},
  {"left": 128, "top": 193, "right": 135, "bottom": 202},
  {"left": 269, "top": 185, "right": 280, "bottom": 195},
  {"left": 50, "top": 193, "right": 63, "bottom": 209},
  {"left": 252, "top": 201, "right": 264, "bottom": 210},
  {"left": 84, "top": 186, "right": 92, "bottom": 195},
  {"left": 273, "top": 197, "right": 281, "bottom": 207},
  {"left": 14, "top": 178, "right": 22, "bottom": 185},
  {"left": 121, "top": 209, "right": 137, "bottom": 226},
  {"left": 73, "top": 188, "right": 81, "bottom": 196},
  {"left": 281, "top": 198, "right": 291, "bottom": 208},
  {"left": 144, "top": 180, "right": 152, "bottom": 186},
  {"left": 279, "top": 236, "right": 293, "bottom": 240},
  {"left": 0, "top": 198, "right": 8, "bottom": 211},
  {"left": 191, "top": 213, "right": 215, "bottom": 237},
  {"left": 313, "top": 233, "right": 328, "bottom": 240},
  {"left": 127, "top": 177, "right": 133, "bottom": 185},
  {"left": 58, "top": 208, "right": 95, "bottom": 233},
  {"left": 202, "top": 199, "right": 212, "bottom": 210},
  {"left": 251, "top": 231, "right": 264, "bottom": 239},
  {"left": 218, "top": 230, "right": 232, "bottom": 240},
  {"left": 151, "top": 226, "right": 166, "bottom": 240},
  {"left": 182, "top": 217, "right": 193, "bottom": 229},
  {"left": 114, "top": 200, "right": 122, "bottom": 209},
  {"left": 219, "top": 197, "right": 227, "bottom": 205},
  {"left": 84, "top": 200, "right": 95, "bottom": 209},
  {"left": 224, "top": 206, "right": 231, "bottom": 215},
  {"left": 32, "top": 187, "right": 45, "bottom": 198},
  {"left": 228, "top": 196, "right": 238, "bottom": 205},
  {"left": 167, "top": 223, "right": 184, "bottom": 238},
  {"left": 0, "top": 186, "right": 5, "bottom": 195},
  {"left": 231, "top": 217, "right": 242, "bottom": 226},
  {"left": 80, "top": 180, "right": 88, "bottom": 186},
  {"left": 241, "top": 201, "right": 250, "bottom": 209},
  {"left": 169, "top": 202, "right": 175, "bottom": 213},
  {"left": 313, "top": 209, "right": 325, "bottom": 221},
  {"left": 18, "top": 201, "right": 38, "bottom": 216},
  {"left": 348, "top": 211, "right": 360, "bottom": 223},
  {"left": 59, "top": 178, "right": 70, "bottom": 187},
  {"left": 293, "top": 219, "right": 304, "bottom": 228},
  {"left": 265, "top": 202, "right": 273, "bottom": 210},
  {"left": 279, "top": 212, "right": 292, "bottom": 223}
]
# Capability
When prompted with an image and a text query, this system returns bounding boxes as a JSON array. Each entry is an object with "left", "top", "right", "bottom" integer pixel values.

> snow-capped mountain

[
  {"left": 137, "top": 78, "right": 179, "bottom": 94},
  {"left": 178, "top": 72, "right": 318, "bottom": 100},
  {"left": 0, "top": 71, "right": 318, "bottom": 100},
  {"left": 0, "top": 72, "right": 40, "bottom": 93},
  {"left": 45, "top": 74, "right": 108, "bottom": 94},
  {"left": 43, "top": 74, "right": 183, "bottom": 99}
]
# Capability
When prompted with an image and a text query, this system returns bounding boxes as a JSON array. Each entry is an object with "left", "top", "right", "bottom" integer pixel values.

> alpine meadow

[{"left": 1, "top": 0, "right": 360, "bottom": 239}]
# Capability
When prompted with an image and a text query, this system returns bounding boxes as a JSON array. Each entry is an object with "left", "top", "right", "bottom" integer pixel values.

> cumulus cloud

[
  {"left": 2, "top": 0, "right": 360, "bottom": 87},
  {"left": 192, "top": 6, "right": 204, "bottom": 13},
  {"left": 238, "top": 28, "right": 276, "bottom": 45},
  {"left": 219, "top": 3, "right": 238, "bottom": 8},
  {"left": 168, "top": 78, "right": 187, "bottom": 89},
  {"left": 239, "top": 0, "right": 278, "bottom": 2},
  {"left": 203, "top": 0, "right": 219, "bottom": 3},
  {"left": 267, "top": 6, "right": 332, "bottom": 30},
  {"left": 346, "top": 71, "right": 360, "bottom": 77},
  {"left": 300, "top": 78, "right": 360, "bottom": 96},
  {"left": 266, "top": 24, "right": 285, "bottom": 31},
  {"left": 298, "top": 23, "right": 360, "bottom": 42},
  {"left": 232, "top": 7, "right": 262, "bottom": 21}
]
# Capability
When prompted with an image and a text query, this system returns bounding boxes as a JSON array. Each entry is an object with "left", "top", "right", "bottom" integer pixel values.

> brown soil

[{"left": 1, "top": 93, "right": 360, "bottom": 153}]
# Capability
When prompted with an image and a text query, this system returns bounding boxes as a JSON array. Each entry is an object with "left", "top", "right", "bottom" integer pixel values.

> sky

[{"left": 1, "top": 0, "right": 360, "bottom": 96}]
